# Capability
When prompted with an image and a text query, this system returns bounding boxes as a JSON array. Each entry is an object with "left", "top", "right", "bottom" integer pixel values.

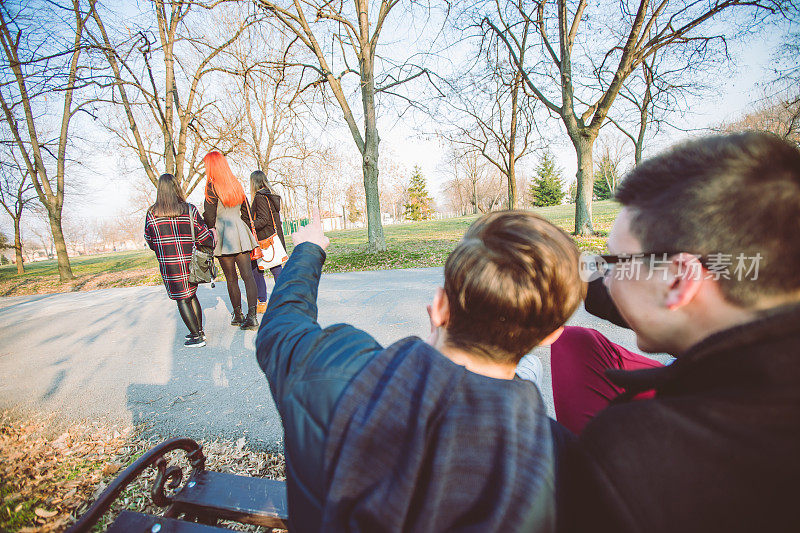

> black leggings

[
  {"left": 218, "top": 252, "right": 257, "bottom": 311},
  {"left": 176, "top": 294, "right": 203, "bottom": 335}
]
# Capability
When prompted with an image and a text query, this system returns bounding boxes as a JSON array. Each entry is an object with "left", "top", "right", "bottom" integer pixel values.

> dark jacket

[
  {"left": 251, "top": 187, "right": 285, "bottom": 247},
  {"left": 202, "top": 182, "right": 250, "bottom": 229},
  {"left": 256, "top": 243, "right": 557, "bottom": 533},
  {"left": 564, "top": 281, "right": 800, "bottom": 532}
]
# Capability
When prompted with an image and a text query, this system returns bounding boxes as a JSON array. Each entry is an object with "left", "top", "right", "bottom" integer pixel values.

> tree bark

[
  {"left": 507, "top": 72, "right": 521, "bottom": 209},
  {"left": 572, "top": 133, "right": 595, "bottom": 235},
  {"left": 48, "top": 209, "right": 72, "bottom": 280},
  {"left": 13, "top": 218, "right": 24, "bottom": 274},
  {"left": 472, "top": 179, "right": 478, "bottom": 215},
  {"left": 360, "top": 46, "right": 386, "bottom": 251}
]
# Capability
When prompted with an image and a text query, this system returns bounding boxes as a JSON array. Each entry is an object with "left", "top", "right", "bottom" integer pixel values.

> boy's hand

[{"left": 291, "top": 208, "right": 330, "bottom": 251}]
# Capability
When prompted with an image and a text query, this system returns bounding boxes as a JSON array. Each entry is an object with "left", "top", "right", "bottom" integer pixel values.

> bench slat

[
  {"left": 171, "top": 471, "right": 289, "bottom": 529},
  {"left": 106, "top": 511, "right": 233, "bottom": 532}
]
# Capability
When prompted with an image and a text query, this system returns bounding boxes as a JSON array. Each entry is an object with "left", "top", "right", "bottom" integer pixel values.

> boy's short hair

[
  {"left": 616, "top": 132, "right": 800, "bottom": 306},
  {"left": 444, "top": 211, "right": 584, "bottom": 363}
]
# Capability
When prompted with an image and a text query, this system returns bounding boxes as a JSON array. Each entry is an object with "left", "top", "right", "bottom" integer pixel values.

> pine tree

[
  {"left": 404, "top": 166, "right": 434, "bottom": 220},
  {"left": 530, "top": 151, "right": 565, "bottom": 207}
]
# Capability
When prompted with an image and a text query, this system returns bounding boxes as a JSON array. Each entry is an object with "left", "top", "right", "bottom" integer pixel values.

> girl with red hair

[{"left": 202, "top": 151, "right": 259, "bottom": 329}]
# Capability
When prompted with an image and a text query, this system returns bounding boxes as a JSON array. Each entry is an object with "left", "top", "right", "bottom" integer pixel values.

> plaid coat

[{"left": 144, "top": 204, "right": 215, "bottom": 300}]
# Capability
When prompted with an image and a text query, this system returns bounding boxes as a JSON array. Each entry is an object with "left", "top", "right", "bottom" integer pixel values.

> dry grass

[{"left": 0, "top": 410, "right": 285, "bottom": 532}]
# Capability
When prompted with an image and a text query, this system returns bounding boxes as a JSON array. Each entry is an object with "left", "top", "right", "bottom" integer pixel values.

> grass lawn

[{"left": 0, "top": 200, "right": 619, "bottom": 297}]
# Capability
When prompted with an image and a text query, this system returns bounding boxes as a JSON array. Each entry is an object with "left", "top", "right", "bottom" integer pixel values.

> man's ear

[
  {"left": 429, "top": 287, "right": 450, "bottom": 328},
  {"left": 538, "top": 326, "right": 564, "bottom": 347},
  {"left": 664, "top": 253, "right": 704, "bottom": 310}
]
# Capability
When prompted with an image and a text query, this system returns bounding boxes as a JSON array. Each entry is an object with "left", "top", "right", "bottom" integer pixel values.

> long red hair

[{"left": 204, "top": 151, "right": 246, "bottom": 207}]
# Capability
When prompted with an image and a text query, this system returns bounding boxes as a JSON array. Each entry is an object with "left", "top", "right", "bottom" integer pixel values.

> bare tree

[
  {"left": 0, "top": 0, "right": 98, "bottom": 280},
  {"left": 593, "top": 135, "right": 629, "bottom": 199},
  {"left": 0, "top": 149, "right": 36, "bottom": 273},
  {"left": 476, "top": 172, "right": 505, "bottom": 213},
  {"left": 729, "top": 3, "right": 800, "bottom": 146},
  {"left": 451, "top": 147, "right": 491, "bottom": 215},
  {"left": 441, "top": 10, "right": 537, "bottom": 209},
  {"left": 605, "top": 44, "right": 717, "bottom": 165},
  {"left": 441, "top": 69, "right": 536, "bottom": 209},
  {"left": 719, "top": 92, "right": 800, "bottom": 145},
  {"left": 483, "top": 0, "right": 783, "bottom": 235},
  {"left": 255, "top": 0, "right": 435, "bottom": 252},
  {"left": 222, "top": 25, "right": 316, "bottom": 180},
  {"left": 378, "top": 150, "right": 409, "bottom": 222},
  {"left": 442, "top": 175, "right": 470, "bottom": 215},
  {"left": 90, "top": 0, "right": 259, "bottom": 195},
  {"left": 28, "top": 205, "right": 56, "bottom": 259}
]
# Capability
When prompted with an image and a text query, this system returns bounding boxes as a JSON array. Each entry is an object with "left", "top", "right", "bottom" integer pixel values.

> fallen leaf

[
  {"left": 102, "top": 463, "right": 122, "bottom": 476},
  {"left": 35, "top": 507, "right": 58, "bottom": 518},
  {"left": 2, "top": 491, "right": 22, "bottom": 504},
  {"left": 92, "top": 481, "right": 107, "bottom": 500}
]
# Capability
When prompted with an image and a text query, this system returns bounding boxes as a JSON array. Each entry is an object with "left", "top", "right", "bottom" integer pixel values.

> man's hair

[
  {"left": 444, "top": 211, "right": 584, "bottom": 364},
  {"left": 616, "top": 132, "right": 800, "bottom": 306}
]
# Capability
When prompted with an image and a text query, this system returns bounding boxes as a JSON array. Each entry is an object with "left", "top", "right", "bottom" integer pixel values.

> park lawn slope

[{"left": 0, "top": 200, "right": 619, "bottom": 297}]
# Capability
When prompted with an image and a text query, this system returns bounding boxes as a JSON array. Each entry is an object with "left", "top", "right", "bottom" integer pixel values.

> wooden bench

[{"left": 67, "top": 437, "right": 289, "bottom": 532}]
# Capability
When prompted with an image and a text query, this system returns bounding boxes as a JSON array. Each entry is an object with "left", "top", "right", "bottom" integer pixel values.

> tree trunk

[
  {"left": 634, "top": 111, "right": 647, "bottom": 165},
  {"left": 507, "top": 71, "right": 520, "bottom": 209},
  {"left": 507, "top": 158, "right": 517, "bottom": 210},
  {"left": 472, "top": 179, "right": 478, "bottom": 215},
  {"left": 13, "top": 217, "right": 24, "bottom": 274},
  {"left": 47, "top": 208, "right": 73, "bottom": 280},
  {"left": 360, "top": 58, "right": 386, "bottom": 252},
  {"left": 572, "top": 134, "right": 595, "bottom": 236}
]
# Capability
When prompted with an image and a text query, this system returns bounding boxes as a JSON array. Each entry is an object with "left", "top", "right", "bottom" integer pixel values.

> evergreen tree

[
  {"left": 530, "top": 151, "right": 566, "bottom": 207},
  {"left": 404, "top": 166, "right": 434, "bottom": 220}
]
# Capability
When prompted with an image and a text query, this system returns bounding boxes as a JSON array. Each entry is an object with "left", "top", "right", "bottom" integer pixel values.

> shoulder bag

[
  {"left": 245, "top": 202, "right": 264, "bottom": 261},
  {"left": 187, "top": 206, "right": 218, "bottom": 285},
  {"left": 255, "top": 198, "right": 289, "bottom": 271}
]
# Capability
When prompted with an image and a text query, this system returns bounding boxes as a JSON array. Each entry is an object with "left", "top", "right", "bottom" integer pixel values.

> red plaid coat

[{"left": 144, "top": 204, "right": 215, "bottom": 300}]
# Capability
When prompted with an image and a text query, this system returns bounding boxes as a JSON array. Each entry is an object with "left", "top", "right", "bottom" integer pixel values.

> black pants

[
  {"left": 218, "top": 252, "right": 257, "bottom": 312},
  {"left": 176, "top": 294, "right": 203, "bottom": 336}
]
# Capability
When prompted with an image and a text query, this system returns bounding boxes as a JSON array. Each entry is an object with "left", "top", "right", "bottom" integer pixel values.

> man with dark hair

[
  {"left": 256, "top": 210, "right": 584, "bottom": 532},
  {"left": 558, "top": 132, "right": 800, "bottom": 532}
]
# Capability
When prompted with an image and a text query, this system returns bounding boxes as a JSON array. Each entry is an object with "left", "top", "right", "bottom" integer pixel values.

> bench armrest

[{"left": 67, "top": 437, "right": 206, "bottom": 533}]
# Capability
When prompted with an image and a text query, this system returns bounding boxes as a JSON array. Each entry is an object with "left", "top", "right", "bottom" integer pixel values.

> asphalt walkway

[{"left": 0, "top": 268, "right": 671, "bottom": 451}]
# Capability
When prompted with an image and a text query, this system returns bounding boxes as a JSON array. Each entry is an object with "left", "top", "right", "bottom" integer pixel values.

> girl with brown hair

[
  {"left": 144, "top": 173, "right": 215, "bottom": 347},
  {"left": 202, "top": 151, "right": 260, "bottom": 329},
  {"left": 249, "top": 170, "right": 287, "bottom": 313}
]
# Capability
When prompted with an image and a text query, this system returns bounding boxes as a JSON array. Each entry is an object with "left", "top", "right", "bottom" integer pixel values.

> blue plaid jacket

[{"left": 256, "top": 243, "right": 556, "bottom": 532}]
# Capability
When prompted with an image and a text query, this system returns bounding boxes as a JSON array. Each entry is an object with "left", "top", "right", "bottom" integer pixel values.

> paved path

[{"left": 0, "top": 268, "right": 671, "bottom": 451}]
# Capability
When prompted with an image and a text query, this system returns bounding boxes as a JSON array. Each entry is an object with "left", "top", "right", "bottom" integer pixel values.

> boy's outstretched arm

[{"left": 255, "top": 209, "right": 380, "bottom": 409}]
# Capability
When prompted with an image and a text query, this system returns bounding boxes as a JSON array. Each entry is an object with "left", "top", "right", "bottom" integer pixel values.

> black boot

[
  {"left": 230, "top": 307, "right": 244, "bottom": 326},
  {"left": 240, "top": 306, "right": 259, "bottom": 330}
]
